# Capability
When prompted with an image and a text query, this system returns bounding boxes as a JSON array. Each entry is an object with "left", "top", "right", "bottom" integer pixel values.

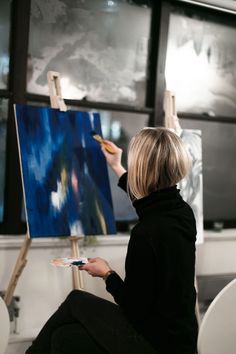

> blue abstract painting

[{"left": 14, "top": 104, "right": 116, "bottom": 238}]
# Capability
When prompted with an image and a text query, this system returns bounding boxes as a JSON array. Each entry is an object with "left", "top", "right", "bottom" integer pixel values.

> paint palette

[{"left": 51, "top": 257, "right": 88, "bottom": 267}]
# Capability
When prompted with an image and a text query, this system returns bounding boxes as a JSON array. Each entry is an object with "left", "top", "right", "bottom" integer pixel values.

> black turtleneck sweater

[{"left": 106, "top": 173, "right": 198, "bottom": 354}]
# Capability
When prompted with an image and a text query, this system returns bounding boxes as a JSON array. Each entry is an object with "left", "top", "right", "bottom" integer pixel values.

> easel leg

[
  {"left": 4, "top": 234, "right": 32, "bottom": 306},
  {"left": 70, "top": 237, "right": 84, "bottom": 290}
]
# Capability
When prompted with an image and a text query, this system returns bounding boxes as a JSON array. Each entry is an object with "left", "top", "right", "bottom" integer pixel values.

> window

[
  {"left": 3, "top": 0, "right": 236, "bottom": 234},
  {"left": 0, "top": 99, "right": 8, "bottom": 221},
  {"left": 0, "top": 0, "right": 11, "bottom": 89},
  {"left": 0, "top": 0, "right": 11, "bottom": 227}
]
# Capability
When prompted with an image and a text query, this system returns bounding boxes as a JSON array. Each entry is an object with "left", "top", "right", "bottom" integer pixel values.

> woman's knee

[
  {"left": 51, "top": 323, "right": 99, "bottom": 354},
  {"left": 64, "top": 289, "right": 83, "bottom": 304},
  {"left": 51, "top": 324, "right": 82, "bottom": 349},
  {"left": 65, "top": 289, "right": 98, "bottom": 306}
]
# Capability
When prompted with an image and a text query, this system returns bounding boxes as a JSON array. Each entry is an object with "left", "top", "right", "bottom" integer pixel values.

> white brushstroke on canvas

[
  {"left": 51, "top": 181, "right": 67, "bottom": 210},
  {"left": 88, "top": 112, "right": 96, "bottom": 132},
  {"left": 69, "top": 220, "right": 84, "bottom": 236},
  {"left": 81, "top": 133, "right": 89, "bottom": 176}
]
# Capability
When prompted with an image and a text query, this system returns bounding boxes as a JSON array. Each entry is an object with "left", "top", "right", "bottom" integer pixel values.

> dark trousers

[{"left": 25, "top": 290, "right": 157, "bottom": 354}]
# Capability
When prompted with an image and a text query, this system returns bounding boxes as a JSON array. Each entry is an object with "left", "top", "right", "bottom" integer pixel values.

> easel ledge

[{"left": 4, "top": 71, "right": 84, "bottom": 306}]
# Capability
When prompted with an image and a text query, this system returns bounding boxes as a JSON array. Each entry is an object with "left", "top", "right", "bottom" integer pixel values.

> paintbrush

[{"left": 91, "top": 131, "right": 116, "bottom": 154}]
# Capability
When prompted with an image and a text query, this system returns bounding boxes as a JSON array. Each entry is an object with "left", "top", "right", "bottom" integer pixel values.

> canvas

[
  {"left": 178, "top": 129, "right": 203, "bottom": 244},
  {"left": 15, "top": 104, "right": 116, "bottom": 238}
]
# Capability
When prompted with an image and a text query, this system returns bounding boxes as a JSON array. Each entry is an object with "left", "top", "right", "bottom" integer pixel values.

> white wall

[
  {"left": 196, "top": 230, "right": 236, "bottom": 275},
  {"left": 1, "top": 230, "right": 236, "bottom": 350},
  {"left": 0, "top": 235, "right": 128, "bottom": 337}
]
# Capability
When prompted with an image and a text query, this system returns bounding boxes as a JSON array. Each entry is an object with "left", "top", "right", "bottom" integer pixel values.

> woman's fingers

[{"left": 79, "top": 257, "right": 111, "bottom": 278}]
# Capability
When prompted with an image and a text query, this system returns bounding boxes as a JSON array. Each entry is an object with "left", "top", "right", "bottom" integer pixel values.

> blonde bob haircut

[{"left": 127, "top": 127, "right": 191, "bottom": 200}]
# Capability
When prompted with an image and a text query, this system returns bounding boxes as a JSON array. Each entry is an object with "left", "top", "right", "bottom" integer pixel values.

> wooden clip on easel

[
  {"left": 163, "top": 90, "right": 181, "bottom": 134},
  {"left": 4, "top": 71, "right": 83, "bottom": 307},
  {"left": 47, "top": 71, "right": 67, "bottom": 112}
]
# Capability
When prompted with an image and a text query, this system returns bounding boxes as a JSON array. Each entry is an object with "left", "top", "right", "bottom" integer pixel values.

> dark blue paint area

[
  {"left": 71, "top": 260, "right": 86, "bottom": 266},
  {"left": 15, "top": 104, "right": 116, "bottom": 238}
]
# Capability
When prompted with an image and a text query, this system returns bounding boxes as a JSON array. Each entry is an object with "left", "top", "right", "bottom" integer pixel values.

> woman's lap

[
  {"left": 65, "top": 290, "right": 157, "bottom": 354},
  {"left": 51, "top": 323, "right": 108, "bottom": 354},
  {"left": 26, "top": 290, "right": 157, "bottom": 354}
]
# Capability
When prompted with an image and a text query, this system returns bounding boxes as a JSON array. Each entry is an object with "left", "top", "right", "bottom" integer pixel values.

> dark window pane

[
  {"left": 165, "top": 10, "right": 236, "bottom": 117},
  {"left": 27, "top": 0, "right": 151, "bottom": 106},
  {"left": 99, "top": 110, "right": 149, "bottom": 226},
  {"left": 21, "top": 200, "right": 26, "bottom": 222},
  {"left": 181, "top": 119, "right": 236, "bottom": 225},
  {"left": 0, "top": 99, "right": 8, "bottom": 221},
  {"left": 0, "top": 0, "right": 11, "bottom": 89}
]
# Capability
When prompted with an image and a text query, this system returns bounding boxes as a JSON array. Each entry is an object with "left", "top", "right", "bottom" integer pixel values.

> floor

[{"left": 5, "top": 332, "right": 35, "bottom": 354}]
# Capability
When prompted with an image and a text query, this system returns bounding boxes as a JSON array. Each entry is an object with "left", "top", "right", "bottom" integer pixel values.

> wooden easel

[
  {"left": 163, "top": 90, "right": 182, "bottom": 134},
  {"left": 4, "top": 71, "right": 83, "bottom": 307},
  {"left": 163, "top": 90, "right": 201, "bottom": 325},
  {"left": 47, "top": 70, "right": 84, "bottom": 289},
  {"left": 4, "top": 234, "right": 31, "bottom": 306}
]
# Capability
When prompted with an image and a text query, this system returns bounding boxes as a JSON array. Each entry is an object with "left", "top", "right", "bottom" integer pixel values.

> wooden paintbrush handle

[
  {"left": 101, "top": 141, "right": 116, "bottom": 154},
  {"left": 92, "top": 134, "right": 116, "bottom": 154}
]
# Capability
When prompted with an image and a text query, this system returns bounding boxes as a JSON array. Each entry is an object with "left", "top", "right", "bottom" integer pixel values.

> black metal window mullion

[
  {"left": 151, "top": 1, "right": 171, "bottom": 127},
  {"left": 145, "top": 1, "right": 164, "bottom": 126},
  {"left": 1, "top": 0, "right": 31, "bottom": 234},
  {"left": 25, "top": 93, "right": 153, "bottom": 115}
]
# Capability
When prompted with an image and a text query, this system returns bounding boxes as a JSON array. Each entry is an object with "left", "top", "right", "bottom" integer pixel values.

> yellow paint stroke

[
  {"left": 94, "top": 199, "right": 107, "bottom": 235},
  {"left": 60, "top": 167, "right": 68, "bottom": 195}
]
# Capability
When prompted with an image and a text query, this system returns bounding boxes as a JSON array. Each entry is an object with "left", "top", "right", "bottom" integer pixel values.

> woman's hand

[
  {"left": 79, "top": 257, "right": 112, "bottom": 278},
  {"left": 101, "top": 140, "right": 126, "bottom": 178}
]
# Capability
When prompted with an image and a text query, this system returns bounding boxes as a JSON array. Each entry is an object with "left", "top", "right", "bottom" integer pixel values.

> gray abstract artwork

[
  {"left": 27, "top": 0, "right": 151, "bottom": 106},
  {"left": 165, "top": 12, "right": 236, "bottom": 117},
  {"left": 178, "top": 129, "right": 203, "bottom": 244}
]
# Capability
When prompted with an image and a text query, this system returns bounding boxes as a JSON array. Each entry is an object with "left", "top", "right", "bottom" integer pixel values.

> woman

[{"left": 26, "top": 127, "right": 198, "bottom": 354}]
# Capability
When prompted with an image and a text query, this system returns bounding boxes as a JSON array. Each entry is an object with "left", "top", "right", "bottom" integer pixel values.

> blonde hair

[{"left": 127, "top": 127, "right": 191, "bottom": 199}]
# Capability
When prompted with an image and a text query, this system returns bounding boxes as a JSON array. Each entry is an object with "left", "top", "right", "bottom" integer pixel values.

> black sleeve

[
  {"left": 105, "top": 230, "right": 157, "bottom": 317},
  {"left": 105, "top": 272, "right": 126, "bottom": 306},
  {"left": 117, "top": 172, "right": 128, "bottom": 193}
]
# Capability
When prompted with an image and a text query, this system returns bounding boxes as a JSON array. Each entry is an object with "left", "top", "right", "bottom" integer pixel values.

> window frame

[{"left": 1, "top": 0, "right": 236, "bottom": 234}]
